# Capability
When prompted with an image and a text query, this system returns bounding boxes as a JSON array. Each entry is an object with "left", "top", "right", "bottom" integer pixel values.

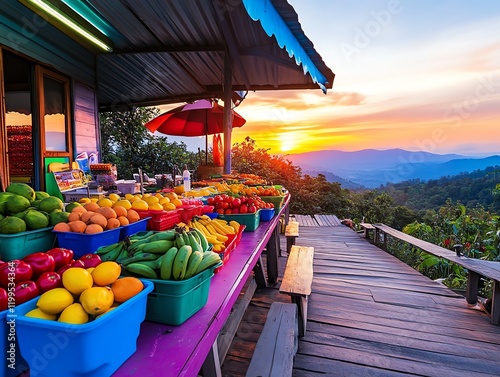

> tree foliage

[{"left": 99, "top": 107, "right": 198, "bottom": 180}]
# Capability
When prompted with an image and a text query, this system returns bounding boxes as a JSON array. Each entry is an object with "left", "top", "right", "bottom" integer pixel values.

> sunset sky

[{"left": 162, "top": 0, "right": 500, "bottom": 157}]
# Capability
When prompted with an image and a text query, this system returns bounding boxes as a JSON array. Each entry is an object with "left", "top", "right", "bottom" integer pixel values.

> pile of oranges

[{"left": 54, "top": 201, "right": 141, "bottom": 234}]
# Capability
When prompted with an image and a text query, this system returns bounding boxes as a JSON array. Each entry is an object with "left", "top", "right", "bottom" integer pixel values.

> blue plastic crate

[
  {"left": 259, "top": 208, "right": 275, "bottom": 222},
  {"left": 53, "top": 227, "right": 121, "bottom": 258},
  {"left": 119, "top": 217, "right": 150, "bottom": 240},
  {"left": 14, "top": 280, "right": 153, "bottom": 377}
]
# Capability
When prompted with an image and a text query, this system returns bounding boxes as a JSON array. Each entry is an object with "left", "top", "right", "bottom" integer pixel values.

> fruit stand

[{"left": 112, "top": 193, "right": 290, "bottom": 376}]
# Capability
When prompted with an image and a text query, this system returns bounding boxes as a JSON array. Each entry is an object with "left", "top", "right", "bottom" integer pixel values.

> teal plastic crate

[
  {"left": 14, "top": 280, "right": 153, "bottom": 377},
  {"left": 145, "top": 272, "right": 213, "bottom": 325},
  {"left": 259, "top": 195, "right": 284, "bottom": 210},
  {"left": 54, "top": 227, "right": 121, "bottom": 258},
  {"left": 217, "top": 211, "right": 260, "bottom": 232},
  {"left": 146, "top": 263, "right": 218, "bottom": 295},
  {"left": 0, "top": 227, "right": 56, "bottom": 261}
]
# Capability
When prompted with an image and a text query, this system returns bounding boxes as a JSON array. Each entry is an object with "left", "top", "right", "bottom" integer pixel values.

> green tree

[{"left": 99, "top": 107, "right": 197, "bottom": 180}]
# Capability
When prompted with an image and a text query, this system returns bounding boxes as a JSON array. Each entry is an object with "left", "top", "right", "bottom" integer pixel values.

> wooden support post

[
  {"left": 253, "top": 256, "right": 267, "bottom": 288},
  {"left": 201, "top": 340, "right": 222, "bottom": 377},
  {"left": 492, "top": 280, "right": 500, "bottom": 325},
  {"left": 466, "top": 270, "right": 480, "bottom": 305},
  {"left": 266, "top": 225, "right": 279, "bottom": 285}
]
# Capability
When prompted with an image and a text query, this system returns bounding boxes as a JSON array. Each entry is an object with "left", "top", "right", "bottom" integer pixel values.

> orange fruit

[
  {"left": 127, "top": 209, "right": 140, "bottom": 223},
  {"left": 117, "top": 216, "right": 129, "bottom": 226},
  {"left": 105, "top": 218, "right": 121, "bottom": 230},
  {"left": 84, "top": 202, "right": 100, "bottom": 212},
  {"left": 111, "top": 277, "right": 144, "bottom": 303},
  {"left": 80, "top": 211, "right": 95, "bottom": 224},
  {"left": 91, "top": 261, "right": 121, "bottom": 286},
  {"left": 113, "top": 205, "right": 128, "bottom": 217},
  {"left": 67, "top": 211, "right": 81, "bottom": 222},
  {"left": 97, "top": 207, "right": 117, "bottom": 219},
  {"left": 85, "top": 224, "right": 104, "bottom": 234},
  {"left": 53, "top": 222, "right": 71, "bottom": 232},
  {"left": 71, "top": 205, "right": 87, "bottom": 214},
  {"left": 68, "top": 220, "right": 87, "bottom": 233},
  {"left": 89, "top": 213, "right": 107, "bottom": 228}
]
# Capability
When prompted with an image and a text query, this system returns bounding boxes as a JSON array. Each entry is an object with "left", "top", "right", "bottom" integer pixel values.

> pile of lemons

[
  {"left": 79, "top": 192, "right": 183, "bottom": 212},
  {"left": 24, "top": 262, "right": 144, "bottom": 325}
]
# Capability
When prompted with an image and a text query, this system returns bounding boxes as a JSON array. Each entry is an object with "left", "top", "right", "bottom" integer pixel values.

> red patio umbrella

[{"left": 145, "top": 99, "right": 246, "bottom": 164}]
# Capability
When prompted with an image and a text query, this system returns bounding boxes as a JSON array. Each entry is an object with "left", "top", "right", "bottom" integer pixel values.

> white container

[
  {"left": 116, "top": 180, "right": 141, "bottom": 194},
  {"left": 183, "top": 167, "right": 191, "bottom": 192}
]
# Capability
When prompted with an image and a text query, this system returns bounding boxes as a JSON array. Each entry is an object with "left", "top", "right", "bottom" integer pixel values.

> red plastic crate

[{"left": 136, "top": 210, "right": 180, "bottom": 231}]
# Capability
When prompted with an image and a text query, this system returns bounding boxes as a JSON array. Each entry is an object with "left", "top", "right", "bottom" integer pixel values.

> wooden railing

[{"left": 371, "top": 223, "right": 500, "bottom": 324}]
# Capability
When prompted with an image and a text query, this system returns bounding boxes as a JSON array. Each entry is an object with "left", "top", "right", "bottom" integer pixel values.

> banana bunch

[{"left": 189, "top": 216, "right": 240, "bottom": 252}]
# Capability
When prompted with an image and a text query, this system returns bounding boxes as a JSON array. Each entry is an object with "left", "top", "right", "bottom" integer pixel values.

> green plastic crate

[
  {"left": 0, "top": 227, "right": 56, "bottom": 261},
  {"left": 217, "top": 211, "right": 260, "bottom": 232},
  {"left": 259, "top": 195, "right": 284, "bottom": 210},
  {"left": 145, "top": 271, "right": 214, "bottom": 325}
]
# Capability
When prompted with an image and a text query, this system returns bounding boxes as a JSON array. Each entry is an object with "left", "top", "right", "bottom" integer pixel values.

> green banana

[
  {"left": 125, "top": 263, "right": 158, "bottom": 279},
  {"left": 191, "top": 228, "right": 209, "bottom": 252},
  {"left": 159, "top": 246, "right": 178, "bottom": 280},
  {"left": 136, "top": 259, "right": 161, "bottom": 270},
  {"left": 184, "top": 250, "right": 203, "bottom": 280},
  {"left": 174, "top": 232, "right": 186, "bottom": 248},
  {"left": 115, "top": 246, "right": 131, "bottom": 264},
  {"left": 119, "top": 252, "right": 159, "bottom": 266},
  {"left": 140, "top": 239, "right": 175, "bottom": 254},
  {"left": 187, "top": 231, "right": 203, "bottom": 253},
  {"left": 195, "top": 252, "right": 222, "bottom": 275},
  {"left": 172, "top": 245, "right": 192, "bottom": 280},
  {"left": 182, "top": 230, "right": 191, "bottom": 247},
  {"left": 95, "top": 242, "right": 122, "bottom": 255},
  {"left": 128, "top": 231, "right": 154, "bottom": 242},
  {"left": 100, "top": 243, "right": 125, "bottom": 262},
  {"left": 146, "top": 230, "right": 176, "bottom": 242}
]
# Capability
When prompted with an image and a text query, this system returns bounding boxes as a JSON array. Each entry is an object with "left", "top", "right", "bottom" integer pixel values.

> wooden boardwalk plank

[{"left": 222, "top": 222, "right": 500, "bottom": 377}]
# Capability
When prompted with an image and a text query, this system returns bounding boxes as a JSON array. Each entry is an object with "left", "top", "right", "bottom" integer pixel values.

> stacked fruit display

[
  {"left": 93, "top": 225, "right": 223, "bottom": 281},
  {"left": 53, "top": 201, "right": 141, "bottom": 234},
  {"left": 0, "top": 183, "right": 68, "bottom": 234},
  {"left": 206, "top": 194, "right": 273, "bottom": 215},
  {"left": 189, "top": 215, "right": 239, "bottom": 252},
  {"left": 22, "top": 261, "right": 145, "bottom": 324},
  {"left": 0, "top": 247, "right": 103, "bottom": 311}
]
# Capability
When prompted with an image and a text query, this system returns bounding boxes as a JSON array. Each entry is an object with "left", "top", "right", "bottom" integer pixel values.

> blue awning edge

[{"left": 243, "top": 0, "right": 329, "bottom": 94}]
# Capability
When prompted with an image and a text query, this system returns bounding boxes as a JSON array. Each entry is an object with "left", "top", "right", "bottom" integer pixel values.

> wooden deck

[{"left": 221, "top": 215, "right": 500, "bottom": 377}]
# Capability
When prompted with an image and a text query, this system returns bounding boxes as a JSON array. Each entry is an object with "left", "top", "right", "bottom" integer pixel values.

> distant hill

[{"left": 286, "top": 149, "right": 500, "bottom": 188}]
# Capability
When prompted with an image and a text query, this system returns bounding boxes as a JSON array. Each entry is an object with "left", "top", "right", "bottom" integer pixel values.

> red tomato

[
  {"left": 239, "top": 204, "right": 248, "bottom": 214},
  {"left": 78, "top": 253, "right": 102, "bottom": 268},
  {"left": 35, "top": 271, "right": 63, "bottom": 293},
  {"left": 220, "top": 202, "right": 229, "bottom": 210},
  {"left": 23, "top": 252, "right": 56, "bottom": 280},
  {"left": 232, "top": 198, "right": 241, "bottom": 208},
  {"left": 248, "top": 205, "right": 257, "bottom": 214},
  {"left": 0, "top": 260, "right": 33, "bottom": 288},
  {"left": 46, "top": 248, "right": 74, "bottom": 270},
  {"left": 0, "top": 287, "right": 7, "bottom": 311},
  {"left": 225, "top": 209, "right": 232, "bottom": 214},
  {"left": 206, "top": 197, "right": 215, "bottom": 205},
  {"left": 15, "top": 281, "right": 40, "bottom": 305}
]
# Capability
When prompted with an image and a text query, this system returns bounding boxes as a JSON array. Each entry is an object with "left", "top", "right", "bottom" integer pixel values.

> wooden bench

[
  {"left": 285, "top": 221, "right": 299, "bottom": 254},
  {"left": 245, "top": 302, "right": 298, "bottom": 377},
  {"left": 279, "top": 245, "right": 314, "bottom": 337},
  {"left": 359, "top": 222, "right": 375, "bottom": 241},
  {"left": 373, "top": 223, "right": 500, "bottom": 324}
]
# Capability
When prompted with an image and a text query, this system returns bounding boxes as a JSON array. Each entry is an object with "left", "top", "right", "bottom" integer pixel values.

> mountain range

[{"left": 286, "top": 149, "right": 500, "bottom": 188}]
